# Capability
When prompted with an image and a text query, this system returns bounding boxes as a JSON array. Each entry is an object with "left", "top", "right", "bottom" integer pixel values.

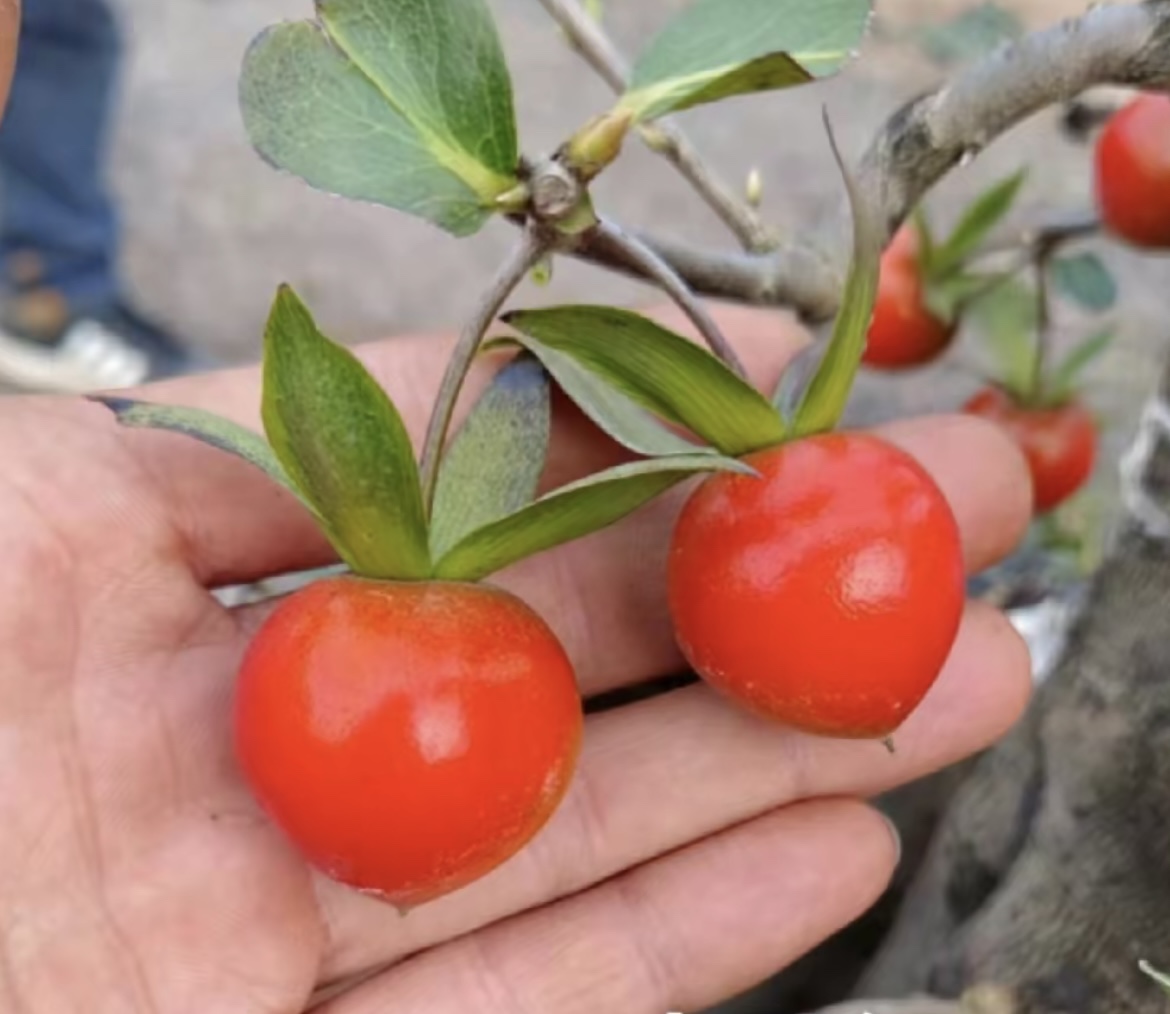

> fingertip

[
  {"left": 892, "top": 599, "right": 1033, "bottom": 774},
  {"left": 962, "top": 598, "right": 1035, "bottom": 739},
  {"left": 877, "top": 413, "right": 1034, "bottom": 573}
]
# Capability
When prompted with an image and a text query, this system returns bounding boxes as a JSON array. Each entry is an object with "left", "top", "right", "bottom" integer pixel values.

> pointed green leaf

[
  {"left": 1048, "top": 328, "right": 1114, "bottom": 402},
  {"left": 910, "top": 204, "right": 937, "bottom": 264},
  {"left": 240, "top": 0, "right": 519, "bottom": 237},
  {"left": 435, "top": 455, "right": 749, "bottom": 582},
  {"left": 1140, "top": 961, "right": 1170, "bottom": 995},
  {"left": 930, "top": 170, "right": 1027, "bottom": 277},
  {"left": 94, "top": 398, "right": 302, "bottom": 499},
  {"left": 489, "top": 335, "right": 708, "bottom": 458},
  {"left": 771, "top": 341, "right": 826, "bottom": 419},
  {"left": 262, "top": 285, "right": 430, "bottom": 579},
  {"left": 923, "top": 270, "right": 1012, "bottom": 323},
  {"left": 969, "top": 278, "right": 1038, "bottom": 398},
  {"left": 793, "top": 119, "right": 884, "bottom": 436},
  {"left": 1050, "top": 252, "right": 1117, "bottom": 312},
  {"left": 430, "top": 355, "right": 550, "bottom": 561},
  {"left": 504, "top": 305, "right": 785, "bottom": 457},
  {"left": 620, "top": 0, "right": 872, "bottom": 122}
]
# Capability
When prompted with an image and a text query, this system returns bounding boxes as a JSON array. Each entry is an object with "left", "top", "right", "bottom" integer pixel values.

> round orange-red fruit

[
  {"left": 668, "top": 433, "right": 965, "bottom": 739},
  {"left": 235, "top": 576, "right": 583, "bottom": 908},
  {"left": 1094, "top": 93, "right": 1170, "bottom": 249},
  {"left": 863, "top": 226, "right": 956, "bottom": 370},
  {"left": 964, "top": 386, "right": 1096, "bottom": 514}
]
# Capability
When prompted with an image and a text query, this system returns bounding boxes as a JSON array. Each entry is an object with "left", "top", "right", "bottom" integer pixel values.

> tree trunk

[{"left": 845, "top": 361, "right": 1170, "bottom": 1013}]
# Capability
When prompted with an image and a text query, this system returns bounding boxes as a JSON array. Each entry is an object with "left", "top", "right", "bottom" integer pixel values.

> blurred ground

[{"left": 107, "top": 0, "right": 1168, "bottom": 522}]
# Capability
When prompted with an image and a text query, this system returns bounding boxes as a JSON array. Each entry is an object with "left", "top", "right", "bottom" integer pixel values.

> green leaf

[
  {"left": 930, "top": 170, "right": 1027, "bottom": 277},
  {"left": 435, "top": 455, "right": 747, "bottom": 581},
  {"left": 969, "top": 278, "right": 1038, "bottom": 398},
  {"left": 1050, "top": 252, "right": 1117, "bottom": 312},
  {"left": 1140, "top": 960, "right": 1170, "bottom": 995},
  {"left": 914, "top": 2, "right": 1024, "bottom": 67},
  {"left": 793, "top": 118, "right": 884, "bottom": 436},
  {"left": 771, "top": 342, "right": 825, "bottom": 417},
  {"left": 430, "top": 355, "right": 550, "bottom": 561},
  {"left": 504, "top": 305, "right": 785, "bottom": 457},
  {"left": 1048, "top": 328, "right": 1113, "bottom": 402},
  {"left": 93, "top": 398, "right": 302, "bottom": 499},
  {"left": 240, "top": 0, "right": 519, "bottom": 237},
  {"left": 262, "top": 285, "right": 431, "bottom": 579},
  {"left": 621, "top": 0, "right": 872, "bottom": 122},
  {"left": 910, "top": 204, "right": 937, "bottom": 264},
  {"left": 923, "top": 270, "right": 1012, "bottom": 323},
  {"left": 489, "top": 335, "right": 707, "bottom": 458}
]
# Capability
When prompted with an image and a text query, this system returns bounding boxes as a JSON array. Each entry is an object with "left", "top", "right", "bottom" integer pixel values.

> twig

[
  {"left": 538, "top": 0, "right": 627, "bottom": 91},
  {"left": 536, "top": 0, "right": 775, "bottom": 251},
  {"left": 639, "top": 125, "right": 779, "bottom": 252},
  {"left": 419, "top": 227, "right": 548, "bottom": 516},
  {"left": 568, "top": 225, "right": 842, "bottom": 316},
  {"left": 592, "top": 218, "right": 748, "bottom": 378},
  {"left": 523, "top": 0, "right": 1170, "bottom": 321},
  {"left": 1024, "top": 211, "right": 1097, "bottom": 403},
  {"left": 975, "top": 210, "right": 1101, "bottom": 260},
  {"left": 1030, "top": 239, "right": 1055, "bottom": 404}
]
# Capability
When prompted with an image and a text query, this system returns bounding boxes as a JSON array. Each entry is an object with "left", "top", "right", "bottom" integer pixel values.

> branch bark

[{"left": 556, "top": 0, "right": 1170, "bottom": 322}]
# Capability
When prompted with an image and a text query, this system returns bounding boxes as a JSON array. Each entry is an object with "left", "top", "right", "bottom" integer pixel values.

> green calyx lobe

[
  {"left": 99, "top": 285, "right": 751, "bottom": 585},
  {"left": 916, "top": 170, "right": 1028, "bottom": 325}
]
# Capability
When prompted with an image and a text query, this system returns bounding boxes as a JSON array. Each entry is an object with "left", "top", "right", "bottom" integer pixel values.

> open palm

[{"left": 0, "top": 308, "right": 1033, "bottom": 1014}]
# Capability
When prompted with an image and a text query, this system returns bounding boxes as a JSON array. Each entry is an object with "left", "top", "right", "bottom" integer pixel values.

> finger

[
  {"left": 108, "top": 305, "right": 807, "bottom": 587},
  {"left": 313, "top": 599, "right": 1029, "bottom": 983},
  {"left": 873, "top": 413, "right": 1034, "bottom": 572},
  {"left": 319, "top": 800, "right": 898, "bottom": 1014}
]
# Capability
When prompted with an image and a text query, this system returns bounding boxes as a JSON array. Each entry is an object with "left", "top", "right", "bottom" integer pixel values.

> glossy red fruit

[
  {"left": 1094, "top": 94, "right": 1170, "bottom": 249},
  {"left": 863, "top": 226, "right": 956, "bottom": 370},
  {"left": 668, "top": 434, "right": 965, "bottom": 739},
  {"left": 235, "top": 576, "right": 582, "bottom": 908},
  {"left": 963, "top": 386, "right": 1096, "bottom": 514}
]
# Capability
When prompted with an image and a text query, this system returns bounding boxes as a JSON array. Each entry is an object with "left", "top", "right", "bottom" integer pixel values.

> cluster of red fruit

[
  {"left": 863, "top": 93, "right": 1170, "bottom": 515},
  {"left": 238, "top": 428, "right": 963, "bottom": 910}
]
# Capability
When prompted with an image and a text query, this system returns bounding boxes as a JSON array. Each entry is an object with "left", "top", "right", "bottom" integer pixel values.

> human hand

[{"left": 0, "top": 305, "right": 1032, "bottom": 1013}]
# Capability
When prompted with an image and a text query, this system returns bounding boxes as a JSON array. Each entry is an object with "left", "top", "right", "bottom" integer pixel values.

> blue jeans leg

[{"left": 0, "top": 0, "right": 122, "bottom": 310}]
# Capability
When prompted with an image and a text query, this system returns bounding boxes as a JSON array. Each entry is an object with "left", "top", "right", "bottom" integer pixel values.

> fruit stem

[
  {"left": 419, "top": 227, "right": 550, "bottom": 517},
  {"left": 1029, "top": 238, "right": 1056, "bottom": 407},
  {"left": 590, "top": 217, "right": 749, "bottom": 379}
]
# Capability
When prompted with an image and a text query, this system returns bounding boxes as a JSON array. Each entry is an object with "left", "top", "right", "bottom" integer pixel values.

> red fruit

[
  {"left": 863, "top": 226, "right": 956, "bottom": 370},
  {"left": 235, "top": 576, "right": 582, "bottom": 908},
  {"left": 1094, "top": 94, "right": 1170, "bottom": 249},
  {"left": 668, "top": 434, "right": 965, "bottom": 739},
  {"left": 964, "top": 386, "right": 1096, "bottom": 514}
]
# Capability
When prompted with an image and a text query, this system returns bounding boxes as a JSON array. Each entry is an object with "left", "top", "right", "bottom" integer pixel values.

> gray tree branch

[{"left": 560, "top": 0, "right": 1170, "bottom": 322}]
